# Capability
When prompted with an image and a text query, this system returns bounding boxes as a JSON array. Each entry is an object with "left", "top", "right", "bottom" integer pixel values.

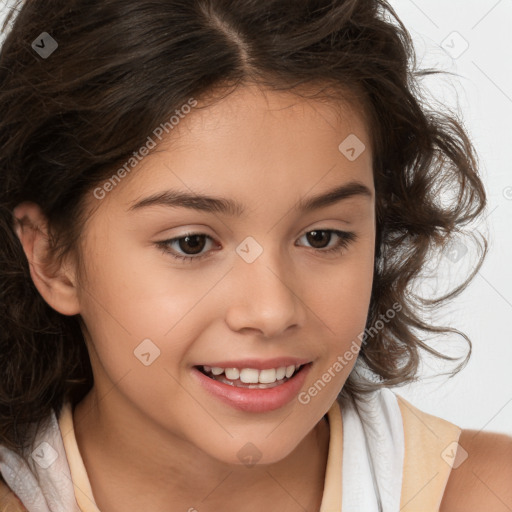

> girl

[{"left": 0, "top": 1, "right": 511, "bottom": 511}]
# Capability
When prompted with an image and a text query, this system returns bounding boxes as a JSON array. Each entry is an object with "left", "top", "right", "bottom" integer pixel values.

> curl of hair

[{"left": 0, "top": 0, "right": 487, "bottom": 456}]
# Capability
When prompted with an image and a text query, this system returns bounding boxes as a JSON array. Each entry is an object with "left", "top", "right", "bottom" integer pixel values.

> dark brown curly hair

[{"left": 0, "top": 0, "right": 487, "bottom": 458}]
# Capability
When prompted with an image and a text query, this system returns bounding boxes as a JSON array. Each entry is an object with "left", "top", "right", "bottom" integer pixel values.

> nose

[{"left": 224, "top": 252, "right": 305, "bottom": 338}]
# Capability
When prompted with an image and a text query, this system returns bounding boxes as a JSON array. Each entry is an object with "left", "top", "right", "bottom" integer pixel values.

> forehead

[
  {"left": 171, "top": 83, "right": 371, "bottom": 153},
  {"left": 85, "top": 83, "right": 373, "bottom": 220}
]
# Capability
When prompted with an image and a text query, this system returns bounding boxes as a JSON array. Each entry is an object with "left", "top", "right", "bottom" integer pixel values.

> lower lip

[{"left": 192, "top": 363, "right": 312, "bottom": 413}]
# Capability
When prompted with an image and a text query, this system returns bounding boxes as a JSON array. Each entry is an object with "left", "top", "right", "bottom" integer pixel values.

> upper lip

[{"left": 195, "top": 357, "right": 312, "bottom": 370}]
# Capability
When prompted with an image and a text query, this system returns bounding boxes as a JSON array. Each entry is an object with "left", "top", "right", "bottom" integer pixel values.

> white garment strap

[
  {"left": 341, "top": 387, "right": 405, "bottom": 512},
  {"left": 0, "top": 410, "right": 80, "bottom": 512}
]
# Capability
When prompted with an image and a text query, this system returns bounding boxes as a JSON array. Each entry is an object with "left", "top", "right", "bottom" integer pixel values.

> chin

[{"left": 204, "top": 438, "right": 297, "bottom": 468}]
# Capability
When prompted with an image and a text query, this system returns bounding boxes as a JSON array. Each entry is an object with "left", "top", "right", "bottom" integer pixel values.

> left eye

[{"left": 156, "top": 229, "right": 357, "bottom": 263}]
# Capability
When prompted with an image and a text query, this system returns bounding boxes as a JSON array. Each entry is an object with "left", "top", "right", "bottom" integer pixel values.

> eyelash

[{"left": 156, "top": 229, "right": 358, "bottom": 263}]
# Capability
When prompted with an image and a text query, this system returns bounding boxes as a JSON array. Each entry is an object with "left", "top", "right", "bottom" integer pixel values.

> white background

[
  {"left": 388, "top": 0, "right": 512, "bottom": 436},
  {"left": 0, "top": 0, "right": 511, "bottom": 434}
]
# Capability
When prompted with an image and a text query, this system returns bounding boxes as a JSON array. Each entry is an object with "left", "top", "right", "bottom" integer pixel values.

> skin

[
  {"left": 13, "top": 83, "right": 376, "bottom": 512},
  {"left": 439, "top": 429, "right": 512, "bottom": 511},
  {"left": 12, "top": 83, "right": 512, "bottom": 512}
]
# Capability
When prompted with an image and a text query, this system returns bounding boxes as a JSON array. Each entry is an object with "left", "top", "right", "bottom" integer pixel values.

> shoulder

[{"left": 440, "top": 428, "right": 512, "bottom": 511}]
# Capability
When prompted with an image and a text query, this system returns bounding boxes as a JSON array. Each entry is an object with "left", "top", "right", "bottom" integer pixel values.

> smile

[
  {"left": 192, "top": 362, "right": 312, "bottom": 413},
  {"left": 198, "top": 364, "right": 303, "bottom": 389}
]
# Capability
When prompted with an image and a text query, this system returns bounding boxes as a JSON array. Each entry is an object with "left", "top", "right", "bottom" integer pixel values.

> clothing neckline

[{"left": 57, "top": 399, "right": 343, "bottom": 512}]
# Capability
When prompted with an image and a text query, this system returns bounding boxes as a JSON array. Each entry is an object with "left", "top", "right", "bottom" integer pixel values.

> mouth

[
  {"left": 192, "top": 362, "right": 313, "bottom": 413},
  {"left": 195, "top": 363, "right": 307, "bottom": 389}
]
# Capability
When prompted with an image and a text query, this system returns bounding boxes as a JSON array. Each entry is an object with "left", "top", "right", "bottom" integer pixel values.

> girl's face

[{"left": 75, "top": 83, "right": 375, "bottom": 465}]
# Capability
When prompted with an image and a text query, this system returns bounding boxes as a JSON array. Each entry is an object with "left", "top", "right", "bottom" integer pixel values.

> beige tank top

[
  {"left": 0, "top": 392, "right": 461, "bottom": 511},
  {"left": 319, "top": 392, "right": 461, "bottom": 511}
]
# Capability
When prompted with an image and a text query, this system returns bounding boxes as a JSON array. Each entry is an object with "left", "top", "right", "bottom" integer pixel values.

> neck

[{"left": 73, "top": 388, "right": 331, "bottom": 512}]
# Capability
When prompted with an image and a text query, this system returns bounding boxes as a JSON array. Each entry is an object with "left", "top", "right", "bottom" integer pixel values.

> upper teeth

[{"left": 202, "top": 365, "right": 301, "bottom": 384}]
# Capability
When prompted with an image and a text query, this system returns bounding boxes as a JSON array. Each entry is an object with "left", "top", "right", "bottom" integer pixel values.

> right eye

[{"left": 155, "top": 233, "right": 218, "bottom": 263}]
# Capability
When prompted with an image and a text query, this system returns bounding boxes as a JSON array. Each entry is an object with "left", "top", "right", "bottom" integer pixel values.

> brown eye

[
  {"left": 156, "top": 229, "right": 357, "bottom": 264},
  {"left": 305, "top": 230, "right": 332, "bottom": 249},
  {"left": 297, "top": 229, "right": 357, "bottom": 255},
  {"left": 176, "top": 234, "right": 207, "bottom": 255},
  {"left": 156, "top": 232, "right": 217, "bottom": 262}
]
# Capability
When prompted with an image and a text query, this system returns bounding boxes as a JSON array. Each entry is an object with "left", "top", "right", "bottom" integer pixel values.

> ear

[{"left": 12, "top": 201, "right": 81, "bottom": 316}]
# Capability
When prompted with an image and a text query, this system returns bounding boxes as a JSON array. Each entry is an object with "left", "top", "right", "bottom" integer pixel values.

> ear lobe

[{"left": 12, "top": 201, "right": 81, "bottom": 316}]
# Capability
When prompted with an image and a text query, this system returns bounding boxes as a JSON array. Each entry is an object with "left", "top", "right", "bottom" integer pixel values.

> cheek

[
  {"left": 312, "top": 240, "right": 374, "bottom": 335},
  {"left": 76, "top": 232, "right": 218, "bottom": 388},
  {"left": 302, "top": 238, "right": 374, "bottom": 391},
  {"left": 79, "top": 231, "right": 198, "bottom": 335}
]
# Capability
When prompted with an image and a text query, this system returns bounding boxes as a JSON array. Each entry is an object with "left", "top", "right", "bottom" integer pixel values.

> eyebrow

[{"left": 127, "top": 180, "right": 373, "bottom": 216}]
